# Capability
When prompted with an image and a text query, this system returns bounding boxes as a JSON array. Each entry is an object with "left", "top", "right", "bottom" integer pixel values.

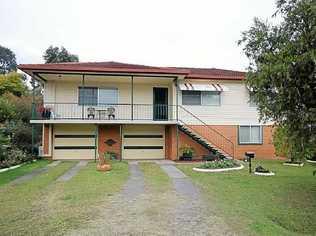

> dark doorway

[{"left": 153, "top": 87, "right": 168, "bottom": 120}]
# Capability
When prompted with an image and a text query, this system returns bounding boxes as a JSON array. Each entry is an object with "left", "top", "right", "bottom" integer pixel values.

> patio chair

[
  {"left": 87, "top": 107, "right": 95, "bottom": 119},
  {"left": 107, "top": 107, "right": 115, "bottom": 119}
]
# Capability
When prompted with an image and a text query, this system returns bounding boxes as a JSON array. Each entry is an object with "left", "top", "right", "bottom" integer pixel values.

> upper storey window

[
  {"left": 79, "top": 87, "right": 118, "bottom": 105},
  {"left": 182, "top": 91, "right": 220, "bottom": 106}
]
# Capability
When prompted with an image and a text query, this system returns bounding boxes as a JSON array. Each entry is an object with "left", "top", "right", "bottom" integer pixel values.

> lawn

[
  {"left": 0, "top": 159, "right": 50, "bottom": 186},
  {"left": 139, "top": 162, "right": 171, "bottom": 192},
  {"left": 178, "top": 160, "right": 316, "bottom": 236},
  {"left": 0, "top": 160, "right": 129, "bottom": 235}
]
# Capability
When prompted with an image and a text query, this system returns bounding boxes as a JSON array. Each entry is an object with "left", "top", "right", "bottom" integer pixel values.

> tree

[
  {"left": 238, "top": 0, "right": 316, "bottom": 161},
  {"left": 0, "top": 72, "right": 27, "bottom": 97},
  {"left": 43, "top": 46, "right": 79, "bottom": 63},
  {"left": 0, "top": 45, "right": 17, "bottom": 74}
]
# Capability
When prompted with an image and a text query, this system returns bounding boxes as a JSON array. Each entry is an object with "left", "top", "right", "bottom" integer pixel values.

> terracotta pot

[{"left": 96, "top": 163, "right": 112, "bottom": 172}]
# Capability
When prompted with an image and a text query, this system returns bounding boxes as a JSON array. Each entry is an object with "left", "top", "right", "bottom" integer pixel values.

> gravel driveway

[{"left": 69, "top": 162, "right": 233, "bottom": 236}]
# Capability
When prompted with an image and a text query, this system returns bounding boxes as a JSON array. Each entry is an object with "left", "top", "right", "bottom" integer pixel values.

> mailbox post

[{"left": 245, "top": 152, "right": 255, "bottom": 173}]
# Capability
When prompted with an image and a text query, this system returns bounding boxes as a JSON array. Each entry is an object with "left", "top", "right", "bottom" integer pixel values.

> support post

[
  {"left": 31, "top": 80, "right": 35, "bottom": 156},
  {"left": 82, "top": 74, "right": 85, "bottom": 119},
  {"left": 175, "top": 79, "right": 179, "bottom": 121},
  {"left": 95, "top": 124, "right": 98, "bottom": 163},
  {"left": 131, "top": 75, "right": 134, "bottom": 120},
  {"left": 176, "top": 125, "right": 179, "bottom": 160}
]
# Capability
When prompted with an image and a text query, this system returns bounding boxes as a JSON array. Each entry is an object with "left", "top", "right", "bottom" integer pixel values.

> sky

[{"left": 1, "top": 0, "right": 279, "bottom": 71}]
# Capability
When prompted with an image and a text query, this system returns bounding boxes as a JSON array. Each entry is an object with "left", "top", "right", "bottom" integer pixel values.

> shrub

[
  {"left": 180, "top": 145, "right": 195, "bottom": 157},
  {"left": 273, "top": 125, "right": 316, "bottom": 162},
  {"left": 0, "top": 147, "right": 32, "bottom": 169},
  {"left": 198, "top": 159, "right": 239, "bottom": 169}
]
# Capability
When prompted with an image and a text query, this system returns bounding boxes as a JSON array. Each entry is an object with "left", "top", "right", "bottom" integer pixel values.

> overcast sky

[{"left": 1, "top": 0, "right": 279, "bottom": 71}]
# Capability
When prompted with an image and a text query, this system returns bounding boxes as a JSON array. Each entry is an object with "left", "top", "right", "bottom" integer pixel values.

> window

[
  {"left": 182, "top": 91, "right": 220, "bottom": 106},
  {"left": 239, "top": 125, "right": 263, "bottom": 144},
  {"left": 79, "top": 87, "right": 98, "bottom": 105},
  {"left": 201, "top": 91, "right": 220, "bottom": 105},
  {"left": 79, "top": 87, "right": 118, "bottom": 105},
  {"left": 98, "top": 88, "right": 118, "bottom": 104},
  {"left": 182, "top": 91, "right": 201, "bottom": 105}
]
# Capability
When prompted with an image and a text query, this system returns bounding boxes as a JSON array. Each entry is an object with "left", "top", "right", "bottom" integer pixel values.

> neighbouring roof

[{"left": 18, "top": 61, "right": 245, "bottom": 80}]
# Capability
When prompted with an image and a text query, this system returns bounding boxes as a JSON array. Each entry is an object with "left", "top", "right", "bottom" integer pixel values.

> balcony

[{"left": 31, "top": 103, "right": 178, "bottom": 123}]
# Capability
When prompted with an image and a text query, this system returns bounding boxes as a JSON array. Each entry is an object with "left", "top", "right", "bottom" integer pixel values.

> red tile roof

[{"left": 18, "top": 61, "right": 245, "bottom": 80}]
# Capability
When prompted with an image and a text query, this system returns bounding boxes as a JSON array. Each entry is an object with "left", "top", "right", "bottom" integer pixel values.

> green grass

[
  {"left": 0, "top": 160, "right": 129, "bottom": 235},
  {"left": 178, "top": 160, "right": 316, "bottom": 236},
  {"left": 0, "top": 161, "right": 76, "bottom": 235},
  {"left": 139, "top": 162, "right": 171, "bottom": 192},
  {"left": 0, "top": 159, "right": 50, "bottom": 186}
]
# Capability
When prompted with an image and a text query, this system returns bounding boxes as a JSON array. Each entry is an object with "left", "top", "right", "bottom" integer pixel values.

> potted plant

[
  {"left": 104, "top": 151, "right": 118, "bottom": 160},
  {"left": 179, "top": 145, "right": 195, "bottom": 161}
]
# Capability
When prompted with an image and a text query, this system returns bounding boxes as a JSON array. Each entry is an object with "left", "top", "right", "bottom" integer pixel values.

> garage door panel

[
  {"left": 123, "top": 138, "right": 164, "bottom": 146},
  {"left": 53, "top": 124, "right": 95, "bottom": 160},
  {"left": 54, "top": 149, "right": 94, "bottom": 160},
  {"left": 54, "top": 138, "right": 95, "bottom": 146},
  {"left": 122, "top": 125, "right": 165, "bottom": 160},
  {"left": 122, "top": 149, "right": 164, "bottom": 160}
]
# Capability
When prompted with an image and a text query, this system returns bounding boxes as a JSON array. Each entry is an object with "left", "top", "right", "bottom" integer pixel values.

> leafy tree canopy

[
  {"left": 0, "top": 45, "right": 17, "bottom": 74},
  {"left": 239, "top": 0, "right": 316, "bottom": 160},
  {"left": 43, "top": 46, "right": 79, "bottom": 63},
  {"left": 0, "top": 72, "right": 27, "bottom": 97}
]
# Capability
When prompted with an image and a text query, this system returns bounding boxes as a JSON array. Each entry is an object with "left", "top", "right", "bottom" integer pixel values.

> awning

[{"left": 179, "top": 82, "right": 229, "bottom": 91}]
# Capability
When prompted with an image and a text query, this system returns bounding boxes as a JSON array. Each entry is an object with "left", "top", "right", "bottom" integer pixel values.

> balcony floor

[{"left": 30, "top": 119, "right": 178, "bottom": 125}]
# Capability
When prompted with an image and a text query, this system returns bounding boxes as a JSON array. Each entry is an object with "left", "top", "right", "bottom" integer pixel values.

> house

[{"left": 18, "top": 61, "right": 276, "bottom": 161}]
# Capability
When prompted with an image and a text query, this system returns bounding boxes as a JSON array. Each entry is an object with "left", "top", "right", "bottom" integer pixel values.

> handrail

[{"left": 178, "top": 105, "right": 235, "bottom": 158}]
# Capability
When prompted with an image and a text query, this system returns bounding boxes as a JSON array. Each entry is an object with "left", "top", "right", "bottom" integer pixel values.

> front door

[{"left": 153, "top": 87, "right": 168, "bottom": 120}]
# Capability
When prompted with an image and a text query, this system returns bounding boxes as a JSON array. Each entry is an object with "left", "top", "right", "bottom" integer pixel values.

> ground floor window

[{"left": 238, "top": 125, "right": 263, "bottom": 144}]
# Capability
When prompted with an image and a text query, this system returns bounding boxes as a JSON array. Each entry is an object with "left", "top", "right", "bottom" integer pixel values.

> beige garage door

[
  {"left": 122, "top": 125, "right": 165, "bottom": 160},
  {"left": 53, "top": 124, "right": 96, "bottom": 160}
]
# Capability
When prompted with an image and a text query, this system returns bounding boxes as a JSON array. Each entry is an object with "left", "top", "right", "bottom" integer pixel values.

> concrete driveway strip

[
  {"left": 56, "top": 161, "right": 88, "bottom": 182},
  {"left": 121, "top": 161, "right": 145, "bottom": 200},
  {"left": 160, "top": 164, "right": 234, "bottom": 235},
  {"left": 11, "top": 161, "right": 61, "bottom": 184}
]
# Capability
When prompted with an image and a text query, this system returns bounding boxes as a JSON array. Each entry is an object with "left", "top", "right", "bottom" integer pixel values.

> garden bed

[
  {"left": 0, "top": 164, "right": 23, "bottom": 173},
  {"left": 254, "top": 171, "right": 275, "bottom": 176},
  {"left": 306, "top": 159, "right": 316, "bottom": 164},
  {"left": 283, "top": 161, "right": 304, "bottom": 167},
  {"left": 193, "top": 159, "right": 244, "bottom": 173}
]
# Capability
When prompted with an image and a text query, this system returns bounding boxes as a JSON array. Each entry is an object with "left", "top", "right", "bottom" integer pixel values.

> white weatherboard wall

[{"left": 178, "top": 80, "right": 264, "bottom": 125}]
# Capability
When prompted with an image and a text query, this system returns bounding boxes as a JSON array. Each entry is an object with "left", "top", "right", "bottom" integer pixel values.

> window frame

[
  {"left": 238, "top": 125, "right": 263, "bottom": 145},
  {"left": 181, "top": 90, "right": 221, "bottom": 106},
  {"left": 181, "top": 90, "right": 202, "bottom": 105},
  {"left": 78, "top": 86, "right": 98, "bottom": 106},
  {"left": 78, "top": 87, "right": 119, "bottom": 105}
]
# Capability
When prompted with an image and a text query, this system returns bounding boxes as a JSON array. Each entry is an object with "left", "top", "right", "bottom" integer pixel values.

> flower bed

[
  {"left": 193, "top": 159, "right": 244, "bottom": 173},
  {"left": 283, "top": 161, "right": 304, "bottom": 167}
]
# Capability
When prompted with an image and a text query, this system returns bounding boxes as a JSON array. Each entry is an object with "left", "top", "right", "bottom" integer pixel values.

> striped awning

[{"left": 179, "top": 82, "right": 229, "bottom": 91}]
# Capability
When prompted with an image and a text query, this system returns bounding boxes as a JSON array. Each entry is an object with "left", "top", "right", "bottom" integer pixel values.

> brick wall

[
  {"left": 98, "top": 125, "right": 121, "bottom": 159},
  {"left": 43, "top": 124, "right": 50, "bottom": 156}
]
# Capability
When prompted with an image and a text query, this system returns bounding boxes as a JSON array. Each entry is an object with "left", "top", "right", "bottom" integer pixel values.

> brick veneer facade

[
  {"left": 165, "top": 124, "right": 276, "bottom": 160},
  {"left": 43, "top": 124, "right": 275, "bottom": 160},
  {"left": 98, "top": 124, "right": 121, "bottom": 159}
]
